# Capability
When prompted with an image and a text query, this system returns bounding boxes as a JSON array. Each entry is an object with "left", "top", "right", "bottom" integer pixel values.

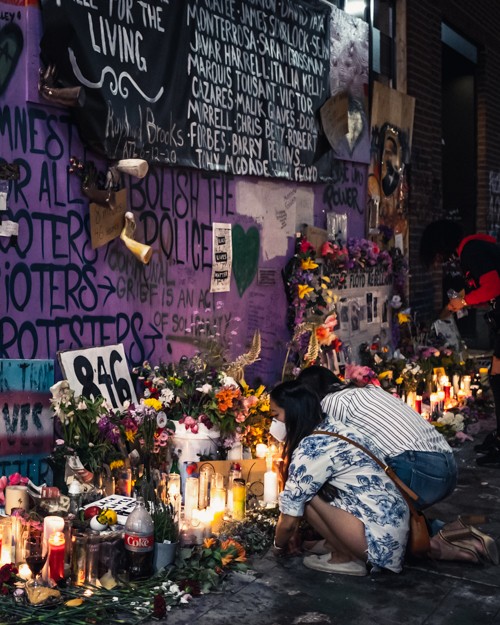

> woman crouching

[{"left": 270, "top": 380, "right": 409, "bottom": 575}]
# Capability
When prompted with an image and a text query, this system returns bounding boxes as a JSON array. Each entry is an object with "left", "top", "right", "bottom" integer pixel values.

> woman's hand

[{"left": 273, "top": 513, "right": 300, "bottom": 557}]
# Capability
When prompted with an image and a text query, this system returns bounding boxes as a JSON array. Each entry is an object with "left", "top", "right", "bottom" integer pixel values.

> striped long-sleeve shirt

[{"left": 321, "top": 384, "right": 452, "bottom": 459}]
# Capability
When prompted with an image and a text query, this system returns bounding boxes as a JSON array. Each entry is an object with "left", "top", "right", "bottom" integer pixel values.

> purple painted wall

[{"left": 0, "top": 2, "right": 367, "bottom": 386}]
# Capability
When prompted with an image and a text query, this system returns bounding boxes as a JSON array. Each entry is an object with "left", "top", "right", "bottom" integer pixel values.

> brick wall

[{"left": 406, "top": 0, "right": 500, "bottom": 326}]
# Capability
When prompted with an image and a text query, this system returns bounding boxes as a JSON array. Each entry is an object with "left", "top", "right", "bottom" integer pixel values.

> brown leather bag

[{"left": 313, "top": 430, "right": 431, "bottom": 557}]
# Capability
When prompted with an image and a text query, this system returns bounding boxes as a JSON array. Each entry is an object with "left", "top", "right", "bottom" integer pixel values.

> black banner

[{"left": 40, "top": 0, "right": 335, "bottom": 182}]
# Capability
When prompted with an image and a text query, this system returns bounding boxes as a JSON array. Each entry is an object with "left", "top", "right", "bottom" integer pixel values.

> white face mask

[{"left": 269, "top": 418, "right": 287, "bottom": 442}]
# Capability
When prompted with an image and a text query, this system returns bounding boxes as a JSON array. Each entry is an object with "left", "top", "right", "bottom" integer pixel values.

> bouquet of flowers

[
  {"left": 49, "top": 381, "right": 113, "bottom": 474},
  {"left": 134, "top": 354, "right": 265, "bottom": 441},
  {"left": 97, "top": 398, "right": 176, "bottom": 476}
]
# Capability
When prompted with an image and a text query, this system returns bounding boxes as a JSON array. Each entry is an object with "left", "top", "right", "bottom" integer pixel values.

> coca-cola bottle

[{"left": 124, "top": 497, "right": 154, "bottom": 580}]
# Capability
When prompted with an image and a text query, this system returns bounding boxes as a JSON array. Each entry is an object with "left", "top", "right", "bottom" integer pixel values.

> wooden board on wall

[{"left": 371, "top": 82, "right": 415, "bottom": 151}]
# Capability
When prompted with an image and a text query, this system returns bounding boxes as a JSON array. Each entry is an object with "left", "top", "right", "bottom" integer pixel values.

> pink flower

[
  {"left": 235, "top": 412, "right": 247, "bottom": 423},
  {"left": 8, "top": 473, "right": 28, "bottom": 486},
  {"left": 345, "top": 364, "right": 380, "bottom": 387}
]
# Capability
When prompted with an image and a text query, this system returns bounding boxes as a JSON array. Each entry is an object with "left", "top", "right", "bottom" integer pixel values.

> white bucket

[
  {"left": 172, "top": 423, "right": 220, "bottom": 463},
  {"left": 172, "top": 423, "right": 220, "bottom": 499}
]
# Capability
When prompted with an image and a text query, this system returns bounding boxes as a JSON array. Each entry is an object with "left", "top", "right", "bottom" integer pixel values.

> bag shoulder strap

[{"left": 312, "top": 430, "right": 421, "bottom": 514}]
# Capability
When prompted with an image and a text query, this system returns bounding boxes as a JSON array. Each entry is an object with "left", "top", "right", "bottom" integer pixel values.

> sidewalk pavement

[{"left": 150, "top": 438, "right": 500, "bottom": 625}]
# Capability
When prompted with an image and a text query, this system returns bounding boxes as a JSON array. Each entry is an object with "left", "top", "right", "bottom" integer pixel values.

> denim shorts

[{"left": 387, "top": 450, "right": 458, "bottom": 510}]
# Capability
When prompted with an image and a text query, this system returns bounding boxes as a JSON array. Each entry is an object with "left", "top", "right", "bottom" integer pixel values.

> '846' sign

[{"left": 58, "top": 344, "right": 137, "bottom": 409}]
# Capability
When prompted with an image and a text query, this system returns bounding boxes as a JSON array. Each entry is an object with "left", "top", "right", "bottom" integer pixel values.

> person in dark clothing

[{"left": 420, "top": 220, "right": 500, "bottom": 466}]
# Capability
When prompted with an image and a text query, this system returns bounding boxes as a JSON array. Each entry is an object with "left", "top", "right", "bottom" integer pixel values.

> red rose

[{"left": 153, "top": 594, "right": 167, "bottom": 618}]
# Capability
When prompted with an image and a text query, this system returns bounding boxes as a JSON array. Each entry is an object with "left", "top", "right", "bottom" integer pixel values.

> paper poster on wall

[
  {"left": 58, "top": 344, "right": 137, "bottom": 410},
  {"left": 235, "top": 180, "right": 296, "bottom": 260},
  {"left": 210, "top": 223, "right": 232, "bottom": 293}
]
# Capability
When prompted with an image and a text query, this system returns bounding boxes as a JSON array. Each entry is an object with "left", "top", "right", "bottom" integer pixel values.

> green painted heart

[
  {"left": 0, "top": 23, "right": 24, "bottom": 97},
  {"left": 232, "top": 225, "right": 260, "bottom": 297}
]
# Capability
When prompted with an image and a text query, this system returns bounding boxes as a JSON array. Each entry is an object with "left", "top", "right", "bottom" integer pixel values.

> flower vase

[{"left": 153, "top": 541, "right": 178, "bottom": 572}]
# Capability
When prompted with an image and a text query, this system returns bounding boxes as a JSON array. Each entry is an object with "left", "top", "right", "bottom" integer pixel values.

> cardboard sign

[
  {"left": 90, "top": 188, "right": 127, "bottom": 249},
  {"left": 58, "top": 343, "right": 137, "bottom": 410}
]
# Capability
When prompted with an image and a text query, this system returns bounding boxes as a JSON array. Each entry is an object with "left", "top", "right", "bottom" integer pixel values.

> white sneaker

[{"left": 303, "top": 553, "right": 367, "bottom": 576}]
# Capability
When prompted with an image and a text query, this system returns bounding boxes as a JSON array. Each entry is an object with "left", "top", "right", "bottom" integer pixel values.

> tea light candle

[
  {"left": 5, "top": 485, "right": 29, "bottom": 515},
  {"left": 48, "top": 531, "right": 65, "bottom": 582},
  {"left": 263, "top": 470, "right": 278, "bottom": 504},
  {"left": 255, "top": 444, "right": 268, "bottom": 458}
]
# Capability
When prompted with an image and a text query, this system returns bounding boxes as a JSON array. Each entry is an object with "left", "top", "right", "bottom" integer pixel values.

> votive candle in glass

[
  {"left": 414, "top": 395, "right": 422, "bottom": 414},
  {"left": 232, "top": 479, "right": 246, "bottom": 521},
  {"left": 48, "top": 531, "right": 65, "bottom": 582},
  {"left": 184, "top": 477, "right": 199, "bottom": 522}
]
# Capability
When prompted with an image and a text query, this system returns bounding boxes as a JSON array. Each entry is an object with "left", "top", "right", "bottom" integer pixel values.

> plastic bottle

[{"left": 123, "top": 496, "right": 154, "bottom": 580}]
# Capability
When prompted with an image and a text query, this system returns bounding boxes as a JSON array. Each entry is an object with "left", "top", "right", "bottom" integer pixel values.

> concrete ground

[{"left": 149, "top": 436, "right": 500, "bottom": 625}]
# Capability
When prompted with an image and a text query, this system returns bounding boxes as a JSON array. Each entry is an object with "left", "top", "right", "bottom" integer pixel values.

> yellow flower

[
  {"left": 398, "top": 312, "right": 411, "bottom": 324},
  {"left": 125, "top": 429, "right": 136, "bottom": 443},
  {"left": 109, "top": 459, "right": 124, "bottom": 471},
  {"left": 143, "top": 397, "right": 162, "bottom": 411},
  {"left": 298, "top": 284, "right": 314, "bottom": 299},
  {"left": 203, "top": 537, "right": 216, "bottom": 549},
  {"left": 395, "top": 377, "right": 403, "bottom": 384},
  {"left": 301, "top": 258, "right": 318, "bottom": 270},
  {"left": 378, "top": 371, "right": 393, "bottom": 380}
]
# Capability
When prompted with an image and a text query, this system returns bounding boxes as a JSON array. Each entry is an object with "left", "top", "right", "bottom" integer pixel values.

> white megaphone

[{"left": 120, "top": 211, "right": 153, "bottom": 264}]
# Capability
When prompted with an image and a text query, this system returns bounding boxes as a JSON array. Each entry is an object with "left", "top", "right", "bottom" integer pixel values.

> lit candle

[
  {"left": 42, "top": 516, "right": 64, "bottom": 582},
  {"left": 232, "top": 479, "right": 246, "bottom": 521},
  {"left": 168, "top": 473, "right": 182, "bottom": 523},
  {"left": 5, "top": 485, "right": 29, "bottom": 515},
  {"left": 479, "top": 367, "right": 489, "bottom": 388},
  {"left": 414, "top": 395, "right": 422, "bottom": 414},
  {"left": 210, "top": 487, "right": 226, "bottom": 534},
  {"left": 462, "top": 375, "right": 471, "bottom": 395},
  {"left": 437, "top": 390, "right": 445, "bottom": 411},
  {"left": 263, "top": 470, "right": 278, "bottom": 504},
  {"left": 429, "top": 393, "right": 438, "bottom": 415},
  {"left": 255, "top": 444, "right": 268, "bottom": 459},
  {"left": 443, "top": 384, "right": 451, "bottom": 403},
  {"left": 48, "top": 531, "right": 65, "bottom": 582},
  {"left": 184, "top": 477, "right": 199, "bottom": 521}
]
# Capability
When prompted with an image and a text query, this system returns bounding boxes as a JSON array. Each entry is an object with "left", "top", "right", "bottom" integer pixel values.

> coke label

[{"left": 124, "top": 532, "right": 154, "bottom": 552}]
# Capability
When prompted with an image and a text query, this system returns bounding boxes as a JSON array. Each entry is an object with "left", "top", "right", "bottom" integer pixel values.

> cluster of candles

[
  {"left": 406, "top": 373, "right": 478, "bottom": 420},
  {"left": 180, "top": 445, "right": 280, "bottom": 545}
]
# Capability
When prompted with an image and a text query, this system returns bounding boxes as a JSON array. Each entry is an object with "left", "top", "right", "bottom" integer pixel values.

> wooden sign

[
  {"left": 58, "top": 343, "right": 137, "bottom": 410},
  {"left": 89, "top": 188, "right": 127, "bottom": 249}
]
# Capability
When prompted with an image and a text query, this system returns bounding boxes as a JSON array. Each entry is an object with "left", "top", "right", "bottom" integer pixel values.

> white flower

[
  {"left": 160, "top": 388, "right": 175, "bottom": 405},
  {"left": 196, "top": 383, "right": 213, "bottom": 394},
  {"left": 180, "top": 594, "right": 192, "bottom": 603},
  {"left": 220, "top": 374, "right": 238, "bottom": 388},
  {"left": 50, "top": 380, "right": 70, "bottom": 398}
]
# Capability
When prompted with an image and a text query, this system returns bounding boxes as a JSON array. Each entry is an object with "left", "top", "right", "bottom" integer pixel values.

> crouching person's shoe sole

[{"left": 303, "top": 553, "right": 367, "bottom": 576}]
